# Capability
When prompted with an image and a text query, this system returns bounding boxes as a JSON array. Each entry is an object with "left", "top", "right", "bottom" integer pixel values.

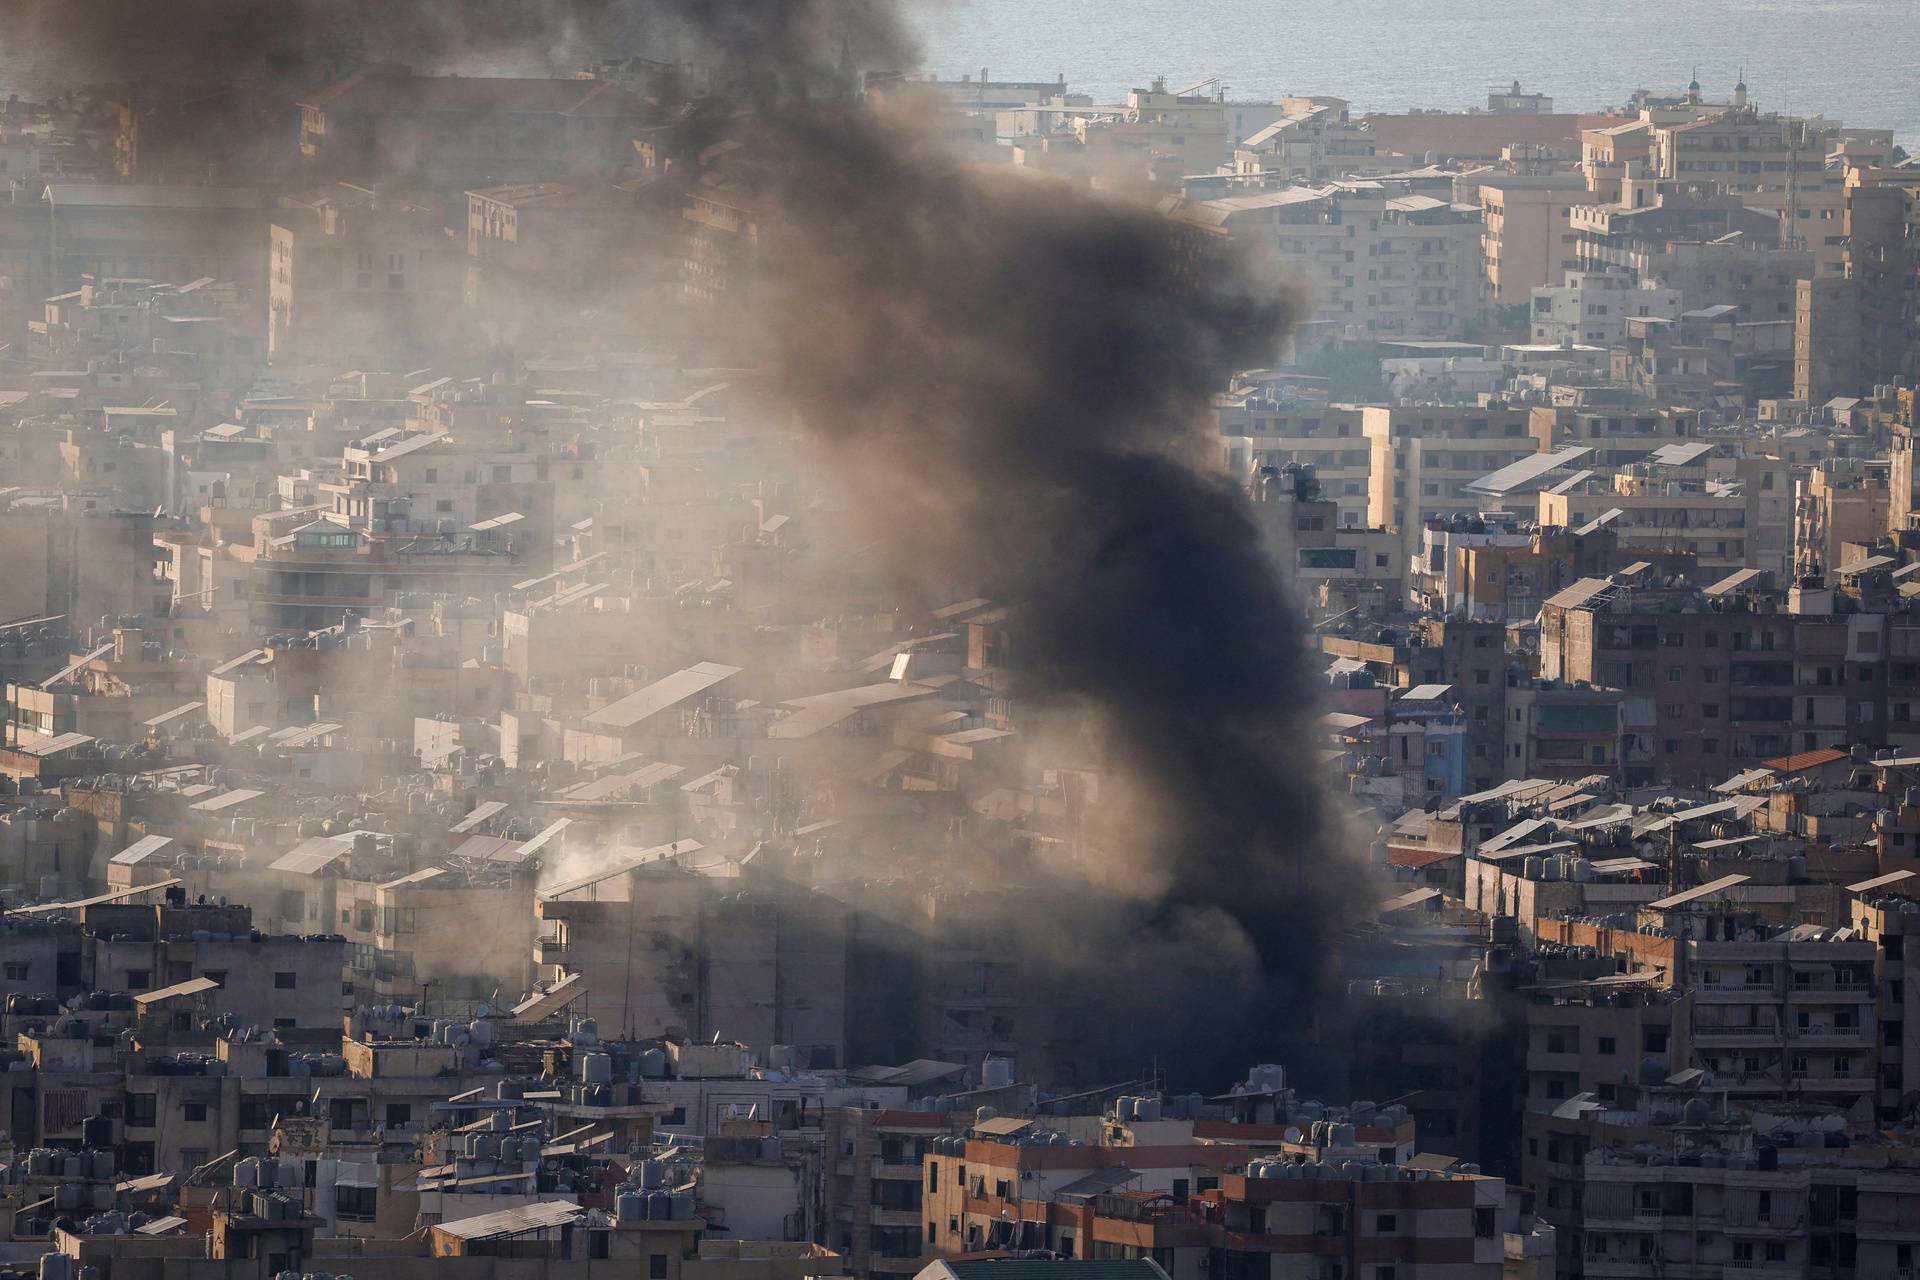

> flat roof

[
  {"left": 973, "top": 1116, "right": 1034, "bottom": 1138},
  {"left": 1544, "top": 578, "right": 1614, "bottom": 611},
  {"left": 1378, "top": 886, "right": 1443, "bottom": 914},
  {"left": 142, "top": 701, "right": 204, "bottom": 729},
  {"left": 516, "top": 817, "right": 571, "bottom": 858},
  {"left": 1480, "top": 818, "right": 1549, "bottom": 854},
  {"left": 1573, "top": 508, "right": 1624, "bottom": 537},
  {"left": 40, "top": 643, "right": 114, "bottom": 688},
  {"left": 583, "top": 661, "right": 741, "bottom": 730},
  {"left": 1649, "top": 441, "right": 1713, "bottom": 467},
  {"left": 16, "top": 879, "right": 181, "bottom": 916},
  {"left": 565, "top": 762, "right": 686, "bottom": 802},
  {"left": 511, "top": 972, "right": 586, "bottom": 1023},
  {"left": 768, "top": 681, "right": 939, "bottom": 739},
  {"left": 269, "top": 834, "right": 355, "bottom": 875},
  {"left": 1648, "top": 873, "right": 1751, "bottom": 911},
  {"left": 538, "top": 839, "right": 708, "bottom": 899},
  {"left": 433, "top": 1200, "right": 581, "bottom": 1241},
  {"left": 1713, "top": 767, "right": 1777, "bottom": 792},
  {"left": 190, "top": 788, "right": 264, "bottom": 814},
  {"left": 20, "top": 731, "right": 94, "bottom": 758},
  {"left": 110, "top": 835, "right": 175, "bottom": 867},
  {"left": 449, "top": 800, "right": 507, "bottom": 834},
  {"left": 1468, "top": 446, "right": 1591, "bottom": 496},
  {"left": 1849, "top": 869, "right": 1917, "bottom": 894},
  {"left": 134, "top": 976, "right": 220, "bottom": 1007}
]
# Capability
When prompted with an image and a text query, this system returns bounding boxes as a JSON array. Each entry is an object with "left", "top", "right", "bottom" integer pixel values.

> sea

[
  {"left": 913, "top": 0, "right": 1920, "bottom": 144},
  {"left": 0, "top": 0, "right": 1915, "bottom": 144}
]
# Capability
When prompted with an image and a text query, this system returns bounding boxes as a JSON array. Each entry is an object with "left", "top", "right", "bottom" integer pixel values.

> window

[
  {"left": 203, "top": 970, "right": 226, "bottom": 987},
  {"left": 1598, "top": 1036, "right": 1616, "bottom": 1055},
  {"left": 1, "top": 961, "right": 28, "bottom": 981},
  {"left": 126, "top": 969, "right": 150, "bottom": 989},
  {"left": 1376, "top": 1213, "right": 1397, "bottom": 1233},
  {"left": 274, "top": 972, "right": 297, "bottom": 990},
  {"left": 386, "top": 1103, "right": 412, "bottom": 1127},
  {"left": 127, "top": 1094, "right": 157, "bottom": 1127},
  {"left": 650, "top": 1257, "right": 670, "bottom": 1280},
  {"left": 183, "top": 1102, "right": 207, "bottom": 1122},
  {"left": 1475, "top": 1207, "right": 1497, "bottom": 1239},
  {"left": 589, "top": 1233, "right": 610, "bottom": 1260},
  {"left": 336, "top": 1184, "right": 377, "bottom": 1222}
]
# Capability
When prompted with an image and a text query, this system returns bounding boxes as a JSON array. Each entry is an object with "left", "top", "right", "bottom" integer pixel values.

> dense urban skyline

[{"left": 0, "top": 6, "right": 1914, "bottom": 1280}]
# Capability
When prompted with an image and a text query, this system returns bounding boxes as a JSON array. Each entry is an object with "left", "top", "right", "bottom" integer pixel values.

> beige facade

[
  {"left": 1479, "top": 176, "right": 1589, "bottom": 308},
  {"left": 1363, "top": 405, "right": 1539, "bottom": 557},
  {"left": 1173, "top": 182, "right": 1484, "bottom": 339}
]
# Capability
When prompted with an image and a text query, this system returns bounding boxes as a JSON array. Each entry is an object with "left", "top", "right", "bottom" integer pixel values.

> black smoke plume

[
  {"left": 652, "top": 3, "right": 1352, "bottom": 1082},
  {"left": 13, "top": 0, "right": 1355, "bottom": 1086},
  {"left": 739, "top": 102, "right": 1349, "bottom": 1085}
]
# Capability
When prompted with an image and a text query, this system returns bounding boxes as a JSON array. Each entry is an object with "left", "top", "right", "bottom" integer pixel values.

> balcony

[
  {"left": 534, "top": 938, "right": 568, "bottom": 963},
  {"left": 1788, "top": 983, "right": 1873, "bottom": 1002},
  {"left": 1694, "top": 1024, "right": 1783, "bottom": 1045},
  {"left": 873, "top": 1163, "right": 923, "bottom": 1181},
  {"left": 1787, "top": 1071, "right": 1876, "bottom": 1093},
  {"left": 1722, "top": 1263, "right": 1801, "bottom": 1280}
]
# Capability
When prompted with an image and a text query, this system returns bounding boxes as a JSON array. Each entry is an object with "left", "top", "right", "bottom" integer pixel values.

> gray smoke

[
  {"left": 13, "top": 0, "right": 1354, "bottom": 1086},
  {"left": 740, "top": 100, "right": 1348, "bottom": 1083}
]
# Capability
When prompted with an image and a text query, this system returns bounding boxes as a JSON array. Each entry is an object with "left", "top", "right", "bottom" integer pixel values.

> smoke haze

[{"left": 12, "top": 0, "right": 1354, "bottom": 1085}]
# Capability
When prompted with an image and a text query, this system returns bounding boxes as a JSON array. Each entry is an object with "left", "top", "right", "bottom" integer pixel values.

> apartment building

[
  {"left": 1216, "top": 399, "right": 1372, "bottom": 526},
  {"left": 921, "top": 1083, "right": 1512, "bottom": 1280},
  {"left": 1363, "top": 404, "right": 1539, "bottom": 560},
  {"left": 1537, "top": 454, "right": 1792, "bottom": 580},
  {"left": 1172, "top": 181, "right": 1484, "bottom": 340},
  {"left": 1794, "top": 179, "right": 1920, "bottom": 404},
  {"left": 822, "top": 1107, "right": 950, "bottom": 1279},
  {"left": 1794, "top": 462, "right": 1892, "bottom": 577},
  {"left": 1529, "top": 271, "right": 1683, "bottom": 347},
  {"left": 535, "top": 854, "right": 849, "bottom": 1062},
  {"left": 1526, "top": 405, "right": 1699, "bottom": 470},
  {"left": 1569, "top": 194, "right": 1812, "bottom": 320},
  {"left": 295, "top": 66, "right": 649, "bottom": 178},
  {"left": 1525, "top": 1067, "right": 1920, "bottom": 1280},
  {"left": 1232, "top": 98, "right": 1377, "bottom": 184},
  {"left": 269, "top": 185, "right": 465, "bottom": 367},
  {"left": 1478, "top": 175, "right": 1590, "bottom": 308},
  {"left": 1072, "top": 81, "right": 1232, "bottom": 174}
]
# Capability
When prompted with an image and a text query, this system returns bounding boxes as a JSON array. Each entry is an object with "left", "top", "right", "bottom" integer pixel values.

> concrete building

[
  {"left": 1363, "top": 404, "right": 1539, "bottom": 560},
  {"left": 269, "top": 185, "right": 466, "bottom": 367},
  {"left": 1171, "top": 181, "right": 1485, "bottom": 340},
  {"left": 1477, "top": 175, "right": 1590, "bottom": 310},
  {"left": 1528, "top": 271, "right": 1683, "bottom": 347}
]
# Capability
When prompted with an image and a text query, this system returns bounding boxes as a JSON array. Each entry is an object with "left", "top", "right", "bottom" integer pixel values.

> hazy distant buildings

[{"left": 1171, "top": 181, "right": 1483, "bottom": 339}]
